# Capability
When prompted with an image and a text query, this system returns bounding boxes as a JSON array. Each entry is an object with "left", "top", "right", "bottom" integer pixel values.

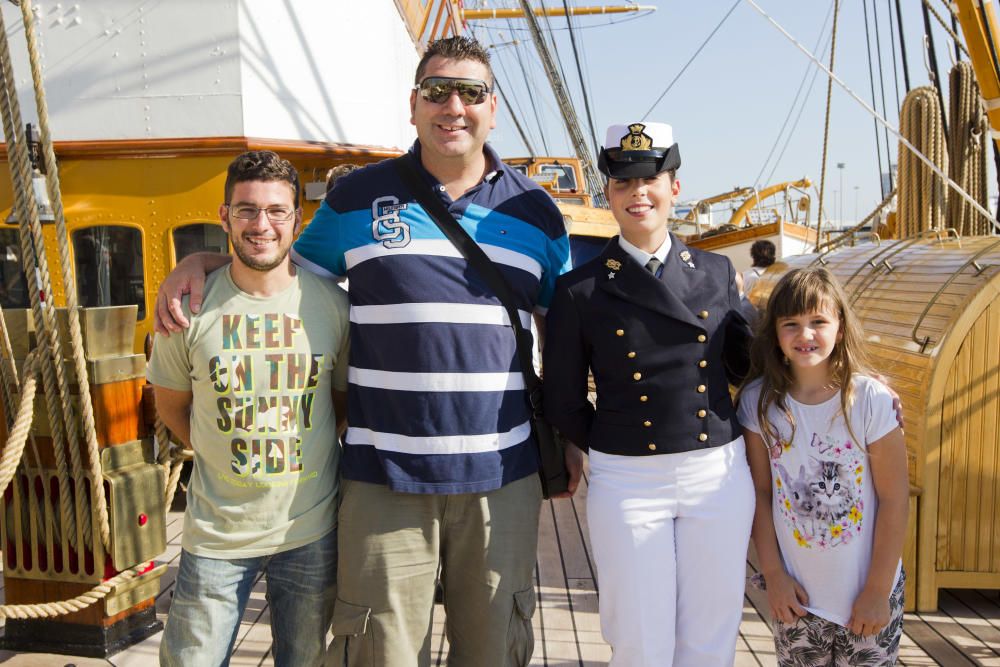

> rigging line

[
  {"left": 765, "top": 39, "right": 831, "bottom": 185},
  {"left": 920, "top": 0, "right": 950, "bottom": 141},
  {"left": 744, "top": 0, "right": 1000, "bottom": 232},
  {"left": 753, "top": 0, "right": 834, "bottom": 189},
  {"left": 496, "top": 79, "right": 538, "bottom": 157},
  {"left": 816, "top": 0, "right": 840, "bottom": 238},
  {"left": 577, "top": 9, "right": 601, "bottom": 153},
  {"left": 886, "top": 0, "right": 902, "bottom": 116},
  {"left": 639, "top": 0, "right": 740, "bottom": 121},
  {"left": 508, "top": 17, "right": 552, "bottom": 154},
  {"left": 480, "top": 10, "right": 656, "bottom": 33},
  {"left": 922, "top": 0, "right": 970, "bottom": 59},
  {"left": 538, "top": 0, "right": 575, "bottom": 110},
  {"left": 872, "top": 0, "right": 895, "bottom": 193},
  {"left": 481, "top": 24, "right": 541, "bottom": 154},
  {"left": 563, "top": 0, "right": 600, "bottom": 156},
  {"left": 863, "top": 0, "right": 887, "bottom": 197},
  {"left": 894, "top": 0, "right": 912, "bottom": 91},
  {"left": 535, "top": 0, "right": 583, "bottom": 156}
]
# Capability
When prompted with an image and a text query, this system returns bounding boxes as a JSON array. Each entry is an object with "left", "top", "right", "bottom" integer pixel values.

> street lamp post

[
  {"left": 854, "top": 185, "right": 860, "bottom": 224},
  {"left": 837, "top": 162, "right": 846, "bottom": 227}
]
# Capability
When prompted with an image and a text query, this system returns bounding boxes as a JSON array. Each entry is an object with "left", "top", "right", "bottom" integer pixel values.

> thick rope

[
  {"left": 0, "top": 309, "right": 20, "bottom": 427},
  {"left": 924, "top": 0, "right": 971, "bottom": 59},
  {"left": 815, "top": 0, "right": 840, "bottom": 247},
  {"left": 155, "top": 416, "right": 188, "bottom": 508},
  {"left": 18, "top": 0, "right": 111, "bottom": 550},
  {"left": 898, "top": 87, "right": 948, "bottom": 237},
  {"left": 0, "top": 351, "right": 37, "bottom": 495},
  {"left": 0, "top": 563, "right": 154, "bottom": 620},
  {"left": 948, "top": 61, "right": 991, "bottom": 236},
  {"left": 0, "top": 14, "right": 80, "bottom": 550},
  {"left": 744, "top": 0, "right": 1000, "bottom": 232}
]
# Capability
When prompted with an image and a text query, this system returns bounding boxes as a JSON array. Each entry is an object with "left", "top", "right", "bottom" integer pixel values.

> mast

[{"left": 512, "top": 1, "right": 638, "bottom": 207}]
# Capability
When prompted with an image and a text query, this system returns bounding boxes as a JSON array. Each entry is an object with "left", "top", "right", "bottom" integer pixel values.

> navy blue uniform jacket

[{"left": 543, "top": 234, "right": 752, "bottom": 456}]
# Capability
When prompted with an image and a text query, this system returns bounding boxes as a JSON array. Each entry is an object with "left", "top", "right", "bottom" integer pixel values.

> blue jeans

[{"left": 160, "top": 528, "right": 337, "bottom": 667}]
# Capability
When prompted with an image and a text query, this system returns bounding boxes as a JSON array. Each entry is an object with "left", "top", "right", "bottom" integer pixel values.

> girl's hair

[{"left": 740, "top": 267, "right": 873, "bottom": 450}]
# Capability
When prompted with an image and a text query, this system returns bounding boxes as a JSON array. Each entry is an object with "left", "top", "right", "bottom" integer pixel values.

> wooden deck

[{"left": 2, "top": 471, "right": 1000, "bottom": 666}]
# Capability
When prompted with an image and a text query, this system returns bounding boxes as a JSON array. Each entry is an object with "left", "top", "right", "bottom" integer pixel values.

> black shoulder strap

[{"left": 392, "top": 155, "right": 543, "bottom": 405}]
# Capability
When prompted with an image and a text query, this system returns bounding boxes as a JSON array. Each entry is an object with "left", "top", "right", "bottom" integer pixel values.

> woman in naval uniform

[{"left": 543, "top": 122, "right": 755, "bottom": 667}]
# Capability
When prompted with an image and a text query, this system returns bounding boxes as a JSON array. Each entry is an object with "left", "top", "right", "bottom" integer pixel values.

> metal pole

[{"left": 837, "top": 162, "right": 845, "bottom": 226}]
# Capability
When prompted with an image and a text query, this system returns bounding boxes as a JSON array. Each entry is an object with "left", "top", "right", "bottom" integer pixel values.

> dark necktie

[{"left": 645, "top": 257, "right": 663, "bottom": 277}]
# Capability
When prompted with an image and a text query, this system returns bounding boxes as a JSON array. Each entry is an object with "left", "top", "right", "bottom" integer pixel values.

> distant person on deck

[
  {"left": 325, "top": 163, "right": 359, "bottom": 193},
  {"left": 149, "top": 151, "right": 349, "bottom": 667},
  {"left": 152, "top": 36, "right": 571, "bottom": 667},
  {"left": 742, "top": 239, "right": 776, "bottom": 296}
]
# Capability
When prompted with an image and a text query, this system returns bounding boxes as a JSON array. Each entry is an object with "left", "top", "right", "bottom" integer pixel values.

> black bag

[{"left": 393, "top": 155, "right": 569, "bottom": 499}]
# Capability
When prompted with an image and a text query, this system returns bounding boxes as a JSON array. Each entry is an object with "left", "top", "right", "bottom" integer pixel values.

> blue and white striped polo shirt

[{"left": 292, "top": 142, "right": 572, "bottom": 494}]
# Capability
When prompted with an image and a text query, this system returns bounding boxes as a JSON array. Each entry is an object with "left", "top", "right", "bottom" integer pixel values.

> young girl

[{"left": 737, "top": 267, "right": 909, "bottom": 665}]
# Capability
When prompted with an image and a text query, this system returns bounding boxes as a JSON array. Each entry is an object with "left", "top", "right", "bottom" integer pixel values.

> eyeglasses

[
  {"left": 225, "top": 205, "right": 297, "bottom": 222},
  {"left": 414, "top": 77, "right": 491, "bottom": 105}
]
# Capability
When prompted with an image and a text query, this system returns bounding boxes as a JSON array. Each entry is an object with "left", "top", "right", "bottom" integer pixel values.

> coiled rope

[
  {"left": 0, "top": 1, "right": 169, "bottom": 619},
  {"left": 948, "top": 61, "right": 991, "bottom": 236},
  {"left": 897, "top": 87, "right": 948, "bottom": 237}
]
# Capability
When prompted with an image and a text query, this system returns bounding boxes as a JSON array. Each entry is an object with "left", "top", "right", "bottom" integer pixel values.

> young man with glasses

[
  {"left": 149, "top": 151, "right": 350, "bottom": 667},
  {"left": 154, "top": 37, "right": 571, "bottom": 666}
]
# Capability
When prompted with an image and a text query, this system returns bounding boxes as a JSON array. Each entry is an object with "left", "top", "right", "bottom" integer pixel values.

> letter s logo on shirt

[{"left": 371, "top": 196, "right": 411, "bottom": 248}]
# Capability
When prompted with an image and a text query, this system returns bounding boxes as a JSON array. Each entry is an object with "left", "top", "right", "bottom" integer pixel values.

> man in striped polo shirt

[{"left": 155, "top": 36, "right": 571, "bottom": 666}]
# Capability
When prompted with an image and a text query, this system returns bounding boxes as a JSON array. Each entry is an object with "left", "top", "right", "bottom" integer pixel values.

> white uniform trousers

[{"left": 587, "top": 437, "right": 755, "bottom": 667}]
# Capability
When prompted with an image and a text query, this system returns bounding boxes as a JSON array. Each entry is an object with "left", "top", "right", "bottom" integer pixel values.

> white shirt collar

[{"left": 618, "top": 234, "right": 671, "bottom": 269}]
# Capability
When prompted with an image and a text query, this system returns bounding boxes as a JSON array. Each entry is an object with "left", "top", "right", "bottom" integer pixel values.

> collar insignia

[
  {"left": 620, "top": 123, "right": 653, "bottom": 152},
  {"left": 606, "top": 258, "right": 622, "bottom": 271},
  {"left": 679, "top": 250, "right": 691, "bottom": 262}
]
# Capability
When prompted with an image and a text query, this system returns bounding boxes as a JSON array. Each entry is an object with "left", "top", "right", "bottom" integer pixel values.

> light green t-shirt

[{"left": 148, "top": 266, "right": 349, "bottom": 558}]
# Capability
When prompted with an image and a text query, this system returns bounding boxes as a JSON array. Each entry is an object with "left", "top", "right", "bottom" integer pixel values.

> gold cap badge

[
  {"left": 606, "top": 259, "right": 622, "bottom": 271},
  {"left": 620, "top": 123, "right": 653, "bottom": 152}
]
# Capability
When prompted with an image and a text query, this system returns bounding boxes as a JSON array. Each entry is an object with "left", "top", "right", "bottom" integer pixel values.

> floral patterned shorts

[{"left": 765, "top": 569, "right": 905, "bottom": 667}]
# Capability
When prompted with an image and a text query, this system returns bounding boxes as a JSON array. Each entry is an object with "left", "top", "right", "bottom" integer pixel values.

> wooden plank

[
  {"left": 985, "top": 303, "right": 1000, "bottom": 574},
  {"left": 938, "top": 590, "right": 1000, "bottom": 658},
  {"left": 534, "top": 499, "right": 588, "bottom": 665},
  {"left": 903, "top": 613, "right": 976, "bottom": 665},
  {"left": 906, "top": 610, "right": 987, "bottom": 666}
]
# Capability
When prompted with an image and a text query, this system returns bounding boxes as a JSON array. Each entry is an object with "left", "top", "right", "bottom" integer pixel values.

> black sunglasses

[{"left": 414, "top": 77, "right": 491, "bottom": 105}]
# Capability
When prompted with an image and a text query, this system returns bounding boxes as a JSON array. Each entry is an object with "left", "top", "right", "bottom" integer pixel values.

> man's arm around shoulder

[{"left": 155, "top": 252, "right": 231, "bottom": 335}]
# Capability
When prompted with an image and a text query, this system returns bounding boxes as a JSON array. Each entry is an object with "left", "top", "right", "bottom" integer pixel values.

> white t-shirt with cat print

[{"left": 738, "top": 374, "right": 901, "bottom": 627}]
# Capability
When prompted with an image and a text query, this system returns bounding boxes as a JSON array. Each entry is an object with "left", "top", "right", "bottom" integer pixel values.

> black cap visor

[{"left": 598, "top": 144, "right": 681, "bottom": 179}]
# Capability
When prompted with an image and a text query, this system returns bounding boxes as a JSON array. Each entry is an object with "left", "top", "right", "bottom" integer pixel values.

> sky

[{"left": 466, "top": 0, "right": 994, "bottom": 226}]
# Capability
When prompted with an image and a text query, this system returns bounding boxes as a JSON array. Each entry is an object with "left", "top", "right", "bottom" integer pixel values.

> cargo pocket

[
  {"left": 325, "top": 599, "right": 373, "bottom": 667},
  {"left": 505, "top": 587, "right": 536, "bottom": 667}
]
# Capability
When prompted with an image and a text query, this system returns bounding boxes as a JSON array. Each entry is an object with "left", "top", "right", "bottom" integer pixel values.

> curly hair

[
  {"left": 224, "top": 150, "right": 300, "bottom": 206},
  {"left": 415, "top": 35, "right": 493, "bottom": 85},
  {"left": 750, "top": 240, "right": 776, "bottom": 268},
  {"left": 739, "top": 267, "right": 872, "bottom": 451}
]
